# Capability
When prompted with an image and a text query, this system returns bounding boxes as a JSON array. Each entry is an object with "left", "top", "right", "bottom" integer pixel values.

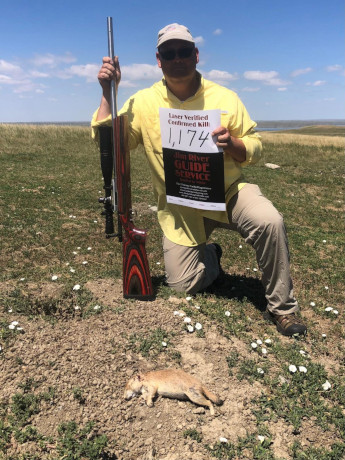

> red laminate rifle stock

[
  {"left": 98, "top": 17, "right": 154, "bottom": 300},
  {"left": 114, "top": 116, "right": 154, "bottom": 300}
]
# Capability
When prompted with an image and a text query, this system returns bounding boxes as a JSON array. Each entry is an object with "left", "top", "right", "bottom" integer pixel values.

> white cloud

[
  {"left": 307, "top": 80, "right": 326, "bottom": 86},
  {"left": 205, "top": 70, "right": 238, "bottom": 83},
  {"left": 291, "top": 67, "right": 312, "bottom": 77},
  {"left": 13, "top": 82, "right": 46, "bottom": 94},
  {"left": 66, "top": 64, "right": 100, "bottom": 82},
  {"left": 244, "top": 70, "right": 289, "bottom": 86},
  {"left": 277, "top": 87, "right": 287, "bottom": 91},
  {"left": 242, "top": 87, "right": 260, "bottom": 92},
  {"left": 213, "top": 29, "right": 223, "bottom": 35},
  {"left": 29, "top": 70, "right": 50, "bottom": 78},
  {"left": 0, "top": 60, "right": 22, "bottom": 75},
  {"left": 244, "top": 70, "right": 278, "bottom": 81},
  {"left": 326, "top": 64, "right": 342, "bottom": 72},
  {"left": 194, "top": 36, "right": 205, "bottom": 45},
  {"left": 30, "top": 52, "right": 76, "bottom": 68},
  {"left": 0, "top": 74, "right": 12, "bottom": 83}
]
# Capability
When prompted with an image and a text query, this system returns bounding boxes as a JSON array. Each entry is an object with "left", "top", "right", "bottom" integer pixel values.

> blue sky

[{"left": 0, "top": 0, "right": 343, "bottom": 122}]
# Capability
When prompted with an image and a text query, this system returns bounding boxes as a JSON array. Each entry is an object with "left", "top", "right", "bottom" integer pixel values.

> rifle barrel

[{"left": 107, "top": 17, "right": 117, "bottom": 118}]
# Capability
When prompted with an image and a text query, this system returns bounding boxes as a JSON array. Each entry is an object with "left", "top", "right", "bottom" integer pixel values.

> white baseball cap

[{"left": 157, "top": 23, "right": 195, "bottom": 48}]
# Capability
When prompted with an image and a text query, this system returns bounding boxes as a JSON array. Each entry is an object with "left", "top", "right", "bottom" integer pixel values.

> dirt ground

[{"left": 0, "top": 279, "right": 341, "bottom": 459}]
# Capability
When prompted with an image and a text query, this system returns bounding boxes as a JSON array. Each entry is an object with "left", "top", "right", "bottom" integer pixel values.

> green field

[
  {"left": 275, "top": 125, "right": 345, "bottom": 137},
  {"left": 0, "top": 124, "right": 344, "bottom": 459}
]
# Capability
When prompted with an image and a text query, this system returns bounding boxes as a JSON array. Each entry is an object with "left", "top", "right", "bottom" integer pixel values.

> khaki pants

[{"left": 163, "top": 184, "right": 298, "bottom": 315}]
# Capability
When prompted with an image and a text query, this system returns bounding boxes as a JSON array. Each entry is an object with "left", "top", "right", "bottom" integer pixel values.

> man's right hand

[
  {"left": 98, "top": 56, "right": 121, "bottom": 91},
  {"left": 96, "top": 56, "right": 121, "bottom": 121}
]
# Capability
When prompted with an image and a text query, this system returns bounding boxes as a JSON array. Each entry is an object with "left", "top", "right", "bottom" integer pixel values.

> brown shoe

[{"left": 268, "top": 312, "right": 307, "bottom": 336}]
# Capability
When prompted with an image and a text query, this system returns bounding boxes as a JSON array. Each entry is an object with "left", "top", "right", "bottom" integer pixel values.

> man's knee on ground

[{"left": 166, "top": 268, "right": 206, "bottom": 295}]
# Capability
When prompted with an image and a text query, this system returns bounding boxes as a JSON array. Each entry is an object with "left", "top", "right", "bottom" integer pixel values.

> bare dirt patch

[{"left": 0, "top": 278, "right": 343, "bottom": 459}]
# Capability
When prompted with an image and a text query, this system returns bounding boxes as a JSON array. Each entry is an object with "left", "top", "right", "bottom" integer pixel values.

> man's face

[{"left": 156, "top": 39, "right": 199, "bottom": 80}]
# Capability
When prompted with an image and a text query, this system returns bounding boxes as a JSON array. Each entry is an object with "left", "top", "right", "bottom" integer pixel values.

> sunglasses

[{"left": 159, "top": 46, "right": 195, "bottom": 61}]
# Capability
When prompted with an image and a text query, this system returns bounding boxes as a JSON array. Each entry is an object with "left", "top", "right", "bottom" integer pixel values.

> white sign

[
  {"left": 159, "top": 108, "right": 222, "bottom": 153},
  {"left": 159, "top": 108, "right": 226, "bottom": 211}
]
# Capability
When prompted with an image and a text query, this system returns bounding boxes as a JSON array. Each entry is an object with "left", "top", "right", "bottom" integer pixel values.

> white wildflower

[
  {"left": 73, "top": 284, "right": 81, "bottom": 291},
  {"left": 11, "top": 321, "right": 19, "bottom": 326},
  {"left": 253, "top": 268, "right": 258, "bottom": 272},
  {"left": 310, "top": 302, "right": 316, "bottom": 307},
  {"left": 261, "top": 348, "right": 268, "bottom": 355},
  {"left": 8, "top": 309, "right": 13, "bottom": 313},
  {"left": 173, "top": 311, "right": 180, "bottom": 316},
  {"left": 186, "top": 296, "right": 192, "bottom": 301},
  {"left": 179, "top": 311, "right": 186, "bottom": 317},
  {"left": 289, "top": 365, "right": 297, "bottom": 373},
  {"left": 156, "top": 262, "right": 161, "bottom": 265},
  {"left": 322, "top": 380, "right": 331, "bottom": 391},
  {"left": 322, "top": 333, "right": 327, "bottom": 338},
  {"left": 322, "top": 240, "right": 327, "bottom": 243},
  {"left": 325, "top": 286, "right": 329, "bottom": 290},
  {"left": 219, "top": 437, "right": 228, "bottom": 443},
  {"left": 8, "top": 324, "right": 16, "bottom": 330},
  {"left": 251, "top": 342, "right": 258, "bottom": 349},
  {"left": 74, "top": 306, "right": 80, "bottom": 310},
  {"left": 195, "top": 323, "right": 202, "bottom": 330},
  {"left": 187, "top": 325, "right": 194, "bottom": 333},
  {"left": 51, "top": 275, "right": 58, "bottom": 281},
  {"left": 299, "top": 350, "right": 307, "bottom": 356},
  {"left": 325, "top": 307, "right": 333, "bottom": 312},
  {"left": 256, "top": 339, "right": 263, "bottom": 345},
  {"left": 257, "top": 368, "right": 264, "bottom": 375},
  {"left": 299, "top": 366, "right": 307, "bottom": 373},
  {"left": 225, "top": 311, "right": 231, "bottom": 316},
  {"left": 20, "top": 278, "right": 25, "bottom": 281},
  {"left": 87, "top": 247, "right": 92, "bottom": 251},
  {"left": 258, "top": 435, "right": 265, "bottom": 444},
  {"left": 161, "top": 341, "right": 167, "bottom": 347},
  {"left": 184, "top": 317, "right": 192, "bottom": 323},
  {"left": 93, "top": 305, "right": 101, "bottom": 310},
  {"left": 332, "top": 310, "right": 339, "bottom": 315},
  {"left": 264, "top": 338, "right": 272, "bottom": 345},
  {"left": 239, "top": 245, "right": 243, "bottom": 249},
  {"left": 72, "top": 251, "right": 78, "bottom": 255},
  {"left": 82, "top": 261, "right": 88, "bottom": 265},
  {"left": 70, "top": 268, "right": 75, "bottom": 273}
]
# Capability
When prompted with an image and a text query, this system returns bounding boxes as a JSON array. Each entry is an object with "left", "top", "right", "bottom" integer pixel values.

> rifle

[{"left": 98, "top": 17, "right": 154, "bottom": 300}]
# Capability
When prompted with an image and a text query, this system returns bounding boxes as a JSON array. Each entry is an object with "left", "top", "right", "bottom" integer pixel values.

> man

[{"left": 92, "top": 23, "right": 307, "bottom": 337}]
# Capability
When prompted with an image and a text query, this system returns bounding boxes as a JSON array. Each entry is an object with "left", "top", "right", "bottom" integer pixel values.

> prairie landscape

[{"left": 0, "top": 124, "right": 344, "bottom": 459}]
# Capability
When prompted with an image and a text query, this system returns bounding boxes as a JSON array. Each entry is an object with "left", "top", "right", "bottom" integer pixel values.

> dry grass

[{"left": 260, "top": 131, "right": 344, "bottom": 147}]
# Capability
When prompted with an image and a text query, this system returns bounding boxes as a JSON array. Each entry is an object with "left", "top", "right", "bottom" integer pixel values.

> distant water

[
  {"left": 2, "top": 119, "right": 345, "bottom": 131},
  {"left": 256, "top": 119, "right": 345, "bottom": 131}
]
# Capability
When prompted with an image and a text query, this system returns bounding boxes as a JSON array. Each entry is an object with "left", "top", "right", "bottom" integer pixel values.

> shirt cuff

[{"left": 91, "top": 108, "right": 112, "bottom": 141}]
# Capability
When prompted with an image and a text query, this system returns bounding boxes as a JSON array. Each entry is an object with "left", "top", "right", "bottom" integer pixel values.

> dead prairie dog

[{"left": 124, "top": 369, "right": 223, "bottom": 415}]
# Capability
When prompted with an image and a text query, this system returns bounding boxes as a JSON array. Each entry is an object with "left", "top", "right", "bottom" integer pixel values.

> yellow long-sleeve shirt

[{"left": 91, "top": 74, "right": 262, "bottom": 246}]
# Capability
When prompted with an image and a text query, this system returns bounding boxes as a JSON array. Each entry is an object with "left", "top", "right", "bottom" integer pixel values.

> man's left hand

[{"left": 212, "top": 126, "right": 246, "bottom": 163}]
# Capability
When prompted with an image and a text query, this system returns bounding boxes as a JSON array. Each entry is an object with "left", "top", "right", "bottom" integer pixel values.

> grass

[{"left": 0, "top": 124, "right": 344, "bottom": 459}]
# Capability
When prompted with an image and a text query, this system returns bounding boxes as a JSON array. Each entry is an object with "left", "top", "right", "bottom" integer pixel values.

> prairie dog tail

[{"left": 202, "top": 386, "right": 223, "bottom": 406}]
